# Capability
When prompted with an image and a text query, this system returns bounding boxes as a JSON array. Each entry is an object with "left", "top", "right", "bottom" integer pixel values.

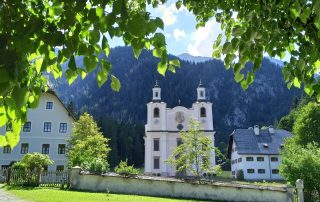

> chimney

[
  {"left": 269, "top": 125, "right": 274, "bottom": 134},
  {"left": 254, "top": 125, "right": 259, "bottom": 135}
]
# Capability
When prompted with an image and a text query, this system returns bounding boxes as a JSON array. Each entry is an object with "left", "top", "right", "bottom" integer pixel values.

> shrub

[
  {"left": 13, "top": 153, "right": 53, "bottom": 171},
  {"left": 12, "top": 161, "right": 26, "bottom": 170},
  {"left": 81, "top": 158, "right": 109, "bottom": 174},
  {"left": 115, "top": 160, "right": 139, "bottom": 177},
  {"left": 236, "top": 169, "right": 244, "bottom": 180}
]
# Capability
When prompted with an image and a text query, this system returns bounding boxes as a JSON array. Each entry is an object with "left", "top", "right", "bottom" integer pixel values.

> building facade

[
  {"left": 0, "top": 90, "right": 75, "bottom": 171},
  {"left": 144, "top": 81, "right": 215, "bottom": 176},
  {"left": 227, "top": 126, "right": 292, "bottom": 180}
]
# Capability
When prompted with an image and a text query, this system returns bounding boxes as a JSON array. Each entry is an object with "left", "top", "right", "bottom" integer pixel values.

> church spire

[
  {"left": 197, "top": 80, "right": 206, "bottom": 102},
  {"left": 152, "top": 80, "right": 161, "bottom": 102}
]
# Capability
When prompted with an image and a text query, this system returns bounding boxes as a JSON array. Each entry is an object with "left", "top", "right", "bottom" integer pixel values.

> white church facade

[
  {"left": 0, "top": 90, "right": 75, "bottom": 171},
  {"left": 144, "top": 81, "right": 216, "bottom": 176}
]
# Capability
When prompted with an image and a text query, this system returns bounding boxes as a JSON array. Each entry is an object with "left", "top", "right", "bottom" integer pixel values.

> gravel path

[{"left": 0, "top": 186, "right": 27, "bottom": 202}]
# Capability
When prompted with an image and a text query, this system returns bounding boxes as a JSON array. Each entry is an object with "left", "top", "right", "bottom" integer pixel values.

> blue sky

[{"left": 108, "top": 1, "right": 223, "bottom": 57}]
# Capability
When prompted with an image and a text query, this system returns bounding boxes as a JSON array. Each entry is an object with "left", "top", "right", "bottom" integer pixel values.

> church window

[
  {"left": 153, "top": 138, "right": 160, "bottom": 151},
  {"left": 200, "top": 107, "right": 206, "bottom": 117},
  {"left": 177, "top": 138, "right": 182, "bottom": 146},
  {"left": 154, "top": 108, "right": 160, "bottom": 118},
  {"left": 258, "top": 169, "right": 265, "bottom": 174},
  {"left": 153, "top": 157, "right": 160, "bottom": 169},
  {"left": 155, "top": 92, "right": 159, "bottom": 98},
  {"left": 272, "top": 169, "right": 279, "bottom": 174},
  {"left": 200, "top": 91, "right": 204, "bottom": 97}
]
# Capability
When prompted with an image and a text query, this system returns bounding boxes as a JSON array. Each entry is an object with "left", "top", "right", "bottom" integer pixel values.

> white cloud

[
  {"left": 157, "top": 3, "right": 188, "bottom": 26},
  {"left": 173, "top": 29, "right": 186, "bottom": 41},
  {"left": 187, "top": 20, "right": 223, "bottom": 57}
]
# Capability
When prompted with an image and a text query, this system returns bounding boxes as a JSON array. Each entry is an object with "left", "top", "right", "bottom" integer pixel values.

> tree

[
  {"left": 67, "top": 113, "right": 110, "bottom": 168},
  {"left": 292, "top": 102, "right": 320, "bottom": 145},
  {"left": 12, "top": 152, "right": 53, "bottom": 171},
  {"left": 166, "top": 119, "right": 223, "bottom": 182},
  {"left": 279, "top": 101, "right": 320, "bottom": 201},
  {"left": 280, "top": 139, "right": 320, "bottom": 201},
  {"left": 1, "top": 0, "right": 320, "bottom": 147}
]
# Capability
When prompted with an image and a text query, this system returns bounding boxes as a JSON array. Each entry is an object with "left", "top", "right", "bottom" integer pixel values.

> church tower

[{"left": 144, "top": 80, "right": 215, "bottom": 176}]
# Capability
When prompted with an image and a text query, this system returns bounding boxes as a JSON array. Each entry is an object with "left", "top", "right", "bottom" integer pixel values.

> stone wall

[{"left": 69, "top": 167, "right": 294, "bottom": 202}]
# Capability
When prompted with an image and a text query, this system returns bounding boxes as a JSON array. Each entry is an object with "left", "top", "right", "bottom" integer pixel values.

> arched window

[
  {"left": 154, "top": 108, "right": 160, "bottom": 118},
  {"left": 200, "top": 107, "right": 206, "bottom": 117}
]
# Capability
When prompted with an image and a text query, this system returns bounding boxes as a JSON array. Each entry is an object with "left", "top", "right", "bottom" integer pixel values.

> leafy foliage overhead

[
  {"left": 0, "top": 0, "right": 179, "bottom": 147},
  {"left": 1, "top": 0, "right": 320, "bottom": 147}
]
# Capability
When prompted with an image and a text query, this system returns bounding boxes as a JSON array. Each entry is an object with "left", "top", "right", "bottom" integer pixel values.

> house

[
  {"left": 0, "top": 90, "right": 75, "bottom": 171},
  {"left": 227, "top": 125, "right": 292, "bottom": 180},
  {"left": 144, "top": 81, "right": 215, "bottom": 176}
]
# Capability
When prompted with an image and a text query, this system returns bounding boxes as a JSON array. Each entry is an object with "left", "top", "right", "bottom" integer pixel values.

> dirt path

[{"left": 0, "top": 186, "right": 27, "bottom": 202}]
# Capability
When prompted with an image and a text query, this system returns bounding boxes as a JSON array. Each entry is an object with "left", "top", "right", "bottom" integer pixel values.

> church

[{"left": 144, "top": 81, "right": 216, "bottom": 176}]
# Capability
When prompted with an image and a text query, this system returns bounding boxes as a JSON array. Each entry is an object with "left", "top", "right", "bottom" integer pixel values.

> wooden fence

[{"left": 0, "top": 168, "right": 69, "bottom": 187}]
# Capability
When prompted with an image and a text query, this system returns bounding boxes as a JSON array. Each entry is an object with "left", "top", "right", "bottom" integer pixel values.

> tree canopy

[
  {"left": 166, "top": 119, "right": 223, "bottom": 181},
  {"left": 67, "top": 113, "right": 110, "bottom": 168},
  {"left": 1, "top": 0, "right": 320, "bottom": 147}
]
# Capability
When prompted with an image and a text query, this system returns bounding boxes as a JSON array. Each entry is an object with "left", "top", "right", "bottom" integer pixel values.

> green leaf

[
  {"left": 77, "top": 68, "right": 87, "bottom": 80},
  {"left": 12, "top": 86, "right": 29, "bottom": 108},
  {"left": 293, "top": 77, "right": 301, "bottom": 88},
  {"left": 157, "top": 62, "right": 167, "bottom": 76},
  {"left": 234, "top": 72, "right": 244, "bottom": 83},
  {"left": 96, "top": 7, "right": 104, "bottom": 18},
  {"left": 97, "top": 69, "right": 108, "bottom": 87},
  {"left": 222, "top": 42, "right": 232, "bottom": 54},
  {"left": 65, "top": 69, "right": 78, "bottom": 85},
  {"left": 152, "top": 48, "right": 162, "bottom": 58},
  {"left": 300, "top": 7, "right": 311, "bottom": 24},
  {"left": 89, "top": 30, "right": 100, "bottom": 44},
  {"left": 176, "top": 0, "right": 182, "bottom": 9},
  {"left": 83, "top": 56, "right": 98, "bottom": 73},
  {"left": 0, "top": 69, "right": 10, "bottom": 83},
  {"left": 0, "top": 104, "right": 6, "bottom": 127},
  {"left": 102, "top": 36, "right": 110, "bottom": 56},
  {"left": 133, "top": 47, "right": 142, "bottom": 59},
  {"left": 290, "top": 2, "right": 301, "bottom": 20},
  {"left": 68, "top": 55, "right": 77, "bottom": 71},
  {"left": 128, "top": 14, "right": 146, "bottom": 37},
  {"left": 110, "top": 75, "right": 121, "bottom": 92},
  {"left": 154, "top": 17, "right": 164, "bottom": 30},
  {"left": 152, "top": 33, "right": 166, "bottom": 48},
  {"left": 35, "top": 57, "right": 44, "bottom": 73},
  {"left": 169, "top": 59, "right": 180, "bottom": 67}
]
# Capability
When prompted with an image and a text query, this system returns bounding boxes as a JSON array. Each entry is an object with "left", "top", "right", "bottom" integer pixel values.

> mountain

[
  {"left": 178, "top": 53, "right": 212, "bottom": 63},
  {"left": 50, "top": 46, "right": 302, "bottom": 145}
]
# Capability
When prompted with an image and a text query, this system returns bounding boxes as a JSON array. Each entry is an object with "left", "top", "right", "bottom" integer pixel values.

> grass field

[{"left": 3, "top": 185, "right": 210, "bottom": 202}]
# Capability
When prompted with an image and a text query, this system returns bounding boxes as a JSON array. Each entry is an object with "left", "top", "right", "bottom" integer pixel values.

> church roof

[{"left": 227, "top": 128, "right": 292, "bottom": 158}]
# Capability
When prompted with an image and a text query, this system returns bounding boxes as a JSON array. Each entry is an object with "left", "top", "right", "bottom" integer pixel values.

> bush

[
  {"left": 236, "top": 169, "right": 244, "bottom": 180},
  {"left": 13, "top": 153, "right": 53, "bottom": 171},
  {"left": 115, "top": 160, "right": 139, "bottom": 177},
  {"left": 81, "top": 158, "right": 109, "bottom": 174}
]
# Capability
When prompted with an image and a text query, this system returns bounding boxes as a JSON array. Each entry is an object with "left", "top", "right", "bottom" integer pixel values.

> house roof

[
  {"left": 227, "top": 128, "right": 292, "bottom": 158},
  {"left": 46, "top": 89, "right": 76, "bottom": 120}
]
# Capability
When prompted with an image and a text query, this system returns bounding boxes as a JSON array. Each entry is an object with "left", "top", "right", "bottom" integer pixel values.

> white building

[
  {"left": 0, "top": 90, "right": 75, "bottom": 171},
  {"left": 144, "top": 81, "right": 215, "bottom": 176},
  {"left": 227, "top": 125, "right": 292, "bottom": 180}
]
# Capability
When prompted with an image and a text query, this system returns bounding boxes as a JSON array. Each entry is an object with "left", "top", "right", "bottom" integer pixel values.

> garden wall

[{"left": 69, "top": 167, "right": 294, "bottom": 202}]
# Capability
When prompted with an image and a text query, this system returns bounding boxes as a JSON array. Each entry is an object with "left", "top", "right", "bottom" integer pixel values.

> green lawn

[{"left": 3, "top": 185, "right": 210, "bottom": 202}]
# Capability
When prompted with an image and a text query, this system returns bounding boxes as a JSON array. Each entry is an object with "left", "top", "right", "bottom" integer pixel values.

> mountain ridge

[{"left": 50, "top": 46, "right": 302, "bottom": 144}]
